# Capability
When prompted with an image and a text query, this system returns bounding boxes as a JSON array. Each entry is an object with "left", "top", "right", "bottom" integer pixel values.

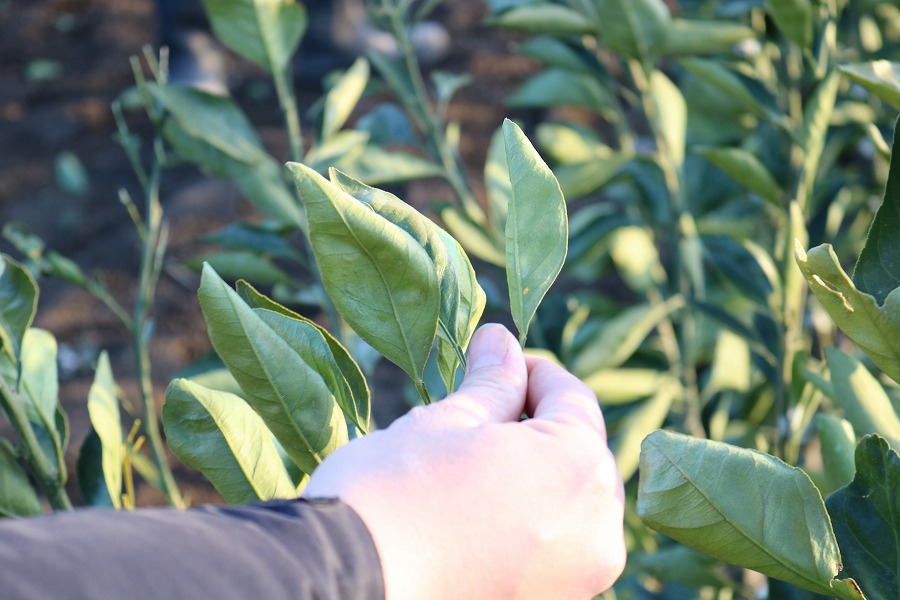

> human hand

[{"left": 303, "top": 324, "right": 626, "bottom": 600}]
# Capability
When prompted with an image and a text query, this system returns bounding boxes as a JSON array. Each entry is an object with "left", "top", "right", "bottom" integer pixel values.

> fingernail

[{"left": 468, "top": 324, "right": 510, "bottom": 371}]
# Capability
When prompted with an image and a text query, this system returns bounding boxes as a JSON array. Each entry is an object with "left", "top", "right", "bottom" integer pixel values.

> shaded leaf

[
  {"left": 825, "top": 435, "right": 899, "bottom": 600},
  {"left": 185, "top": 251, "right": 293, "bottom": 287},
  {"left": 201, "top": 0, "right": 306, "bottom": 73},
  {"left": 503, "top": 119, "right": 567, "bottom": 345},
  {"left": 0, "top": 255, "right": 37, "bottom": 363},
  {"left": 289, "top": 162, "right": 440, "bottom": 381},
  {"left": 681, "top": 58, "right": 768, "bottom": 119},
  {"left": 86, "top": 351, "right": 122, "bottom": 509},
  {"left": 638, "top": 431, "right": 861, "bottom": 598},
  {"left": 853, "top": 117, "right": 900, "bottom": 305},
  {"left": 489, "top": 4, "right": 595, "bottom": 35},
  {"left": 767, "top": 0, "right": 813, "bottom": 49},
  {"left": 507, "top": 69, "right": 614, "bottom": 111},
  {"left": 0, "top": 444, "right": 42, "bottom": 517},
  {"left": 698, "top": 147, "right": 782, "bottom": 206},
  {"left": 800, "top": 72, "right": 840, "bottom": 210},
  {"left": 164, "top": 379, "right": 297, "bottom": 505},
  {"left": 662, "top": 19, "right": 755, "bottom": 56},
  {"left": 199, "top": 264, "right": 347, "bottom": 474},
  {"left": 815, "top": 414, "right": 856, "bottom": 494},
  {"left": 76, "top": 429, "right": 114, "bottom": 508},
  {"left": 595, "top": 0, "right": 671, "bottom": 59}
]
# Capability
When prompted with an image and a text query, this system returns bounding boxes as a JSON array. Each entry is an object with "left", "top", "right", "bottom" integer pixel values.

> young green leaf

[
  {"left": 825, "top": 348, "right": 900, "bottom": 449},
  {"left": 288, "top": 162, "right": 440, "bottom": 382},
  {"left": 638, "top": 431, "right": 862, "bottom": 599},
  {"left": 236, "top": 280, "right": 370, "bottom": 434},
  {"left": 853, "top": 117, "right": 900, "bottom": 305},
  {"left": 766, "top": 0, "right": 813, "bottom": 49},
  {"left": 86, "top": 351, "right": 122, "bottom": 509},
  {"left": 595, "top": 0, "right": 671, "bottom": 60},
  {"left": 503, "top": 119, "right": 568, "bottom": 345},
  {"left": 0, "top": 255, "right": 37, "bottom": 363},
  {"left": 797, "top": 243, "right": 900, "bottom": 386},
  {"left": 321, "top": 57, "right": 369, "bottom": 141},
  {"left": 148, "top": 85, "right": 305, "bottom": 230},
  {"left": 0, "top": 443, "right": 42, "bottom": 517},
  {"left": 839, "top": 61, "right": 900, "bottom": 110},
  {"left": 201, "top": 0, "right": 306, "bottom": 74},
  {"left": 698, "top": 148, "right": 782, "bottom": 206},
  {"left": 164, "top": 379, "right": 297, "bottom": 505},
  {"left": 826, "top": 435, "right": 899, "bottom": 600},
  {"left": 198, "top": 264, "right": 348, "bottom": 474}
]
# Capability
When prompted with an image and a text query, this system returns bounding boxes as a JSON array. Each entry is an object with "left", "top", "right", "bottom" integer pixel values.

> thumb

[{"left": 438, "top": 324, "right": 527, "bottom": 425}]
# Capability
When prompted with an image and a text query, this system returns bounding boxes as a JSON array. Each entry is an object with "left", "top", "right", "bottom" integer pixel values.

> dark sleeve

[{"left": 0, "top": 497, "right": 385, "bottom": 600}]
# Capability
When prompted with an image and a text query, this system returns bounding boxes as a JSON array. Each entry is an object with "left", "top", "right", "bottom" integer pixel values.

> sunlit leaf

[
  {"left": 815, "top": 414, "right": 856, "bottom": 494},
  {"left": 322, "top": 57, "right": 369, "bottom": 140},
  {"left": 164, "top": 379, "right": 297, "bottom": 505},
  {"left": 20, "top": 329, "right": 65, "bottom": 480},
  {"left": 86, "top": 352, "right": 122, "bottom": 509},
  {"left": 503, "top": 119, "right": 568, "bottom": 345},
  {"left": 839, "top": 61, "right": 900, "bottom": 110},
  {"left": 662, "top": 19, "right": 755, "bottom": 56},
  {"left": 649, "top": 69, "right": 686, "bottom": 167}
]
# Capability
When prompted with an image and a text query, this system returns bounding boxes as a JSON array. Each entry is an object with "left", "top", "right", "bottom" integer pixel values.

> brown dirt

[{"left": 0, "top": 0, "right": 538, "bottom": 506}]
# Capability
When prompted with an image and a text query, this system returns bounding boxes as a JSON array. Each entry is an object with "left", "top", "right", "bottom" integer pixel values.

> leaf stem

[{"left": 415, "top": 380, "right": 433, "bottom": 405}]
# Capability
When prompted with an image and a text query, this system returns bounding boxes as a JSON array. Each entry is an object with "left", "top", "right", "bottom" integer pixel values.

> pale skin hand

[{"left": 304, "top": 324, "right": 626, "bottom": 600}]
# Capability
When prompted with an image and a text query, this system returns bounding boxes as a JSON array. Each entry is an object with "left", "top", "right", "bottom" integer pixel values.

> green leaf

[
  {"left": 612, "top": 381, "right": 677, "bottom": 481},
  {"left": 0, "top": 443, "right": 42, "bottom": 517},
  {"left": 767, "top": 0, "right": 813, "bottom": 49},
  {"left": 148, "top": 84, "right": 304, "bottom": 229},
  {"left": 800, "top": 72, "right": 840, "bottom": 209},
  {"left": 698, "top": 147, "right": 782, "bottom": 206},
  {"left": 0, "top": 255, "right": 37, "bottom": 362},
  {"left": 201, "top": 0, "right": 306, "bottom": 73},
  {"left": 703, "top": 235, "right": 776, "bottom": 307},
  {"left": 815, "top": 414, "right": 856, "bottom": 494},
  {"left": 839, "top": 62, "right": 900, "bottom": 110},
  {"left": 797, "top": 243, "right": 900, "bottom": 386},
  {"left": 506, "top": 69, "right": 615, "bottom": 111},
  {"left": 185, "top": 251, "right": 294, "bottom": 287},
  {"left": 583, "top": 369, "right": 676, "bottom": 406},
  {"left": 236, "top": 280, "right": 370, "bottom": 433},
  {"left": 553, "top": 156, "right": 631, "bottom": 200},
  {"left": 86, "top": 351, "right": 122, "bottom": 509},
  {"left": 572, "top": 297, "right": 683, "bottom": 378},
  {"left": 322, "top": 57, "right": 369, "bottom": 140},
  {"left": 76, "top": 429, "right": 115, "bottom": 508},
  {"left": 344, "top": 146, "right": 444, "bottom": 186},
  {"left": 853, "top": 117, "right": 900, "bottom": 305},
  {"left": 662, "top": 19, "right": 756, "bottom": 56},
  {"left": 439, "top": 205, "right": 506, "bottom": 267},
  {"left": 164, "top": 379, "right": 297, "bottom": 505},
  {"left": 485, "top": 124, "right": 511, "bottom": 231},
  {"left": 289, "top": 162, "right": 440, "bottom": 382},
  {"left": 826, "top": 435, "right": 899, "bottom": 600},
  {"left": 200, "top": 222, "right": 300, "bottom": 260},
  {"left": 638, "top": 431, "right": 860, "bottom": 598},
  {"left": 681, "top": 58, "right": 768, "bottom": 119},
  {"left": 595, "top": 0, "right": 671, "bottom": 59},
  {"left": 199, "top": 264, "right": 348, "bottom": 473},
  {"left": 649, "top": 69, "right": 687, "bottom": 167},
  {"left": 825, "top": 348, "right": 900, "bottom": 449},
  {"left": 20, "top": 329, "right": 65, "bottom": 480},
  {"left": 489, "top": 4, "right": 595, "bottom": 35},
  {"left": 503, "top": 119, "right": 568, "bottom": 345}
]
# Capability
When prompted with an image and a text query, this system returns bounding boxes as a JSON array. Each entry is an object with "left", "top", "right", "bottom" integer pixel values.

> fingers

[
  {"left": 433, "top": 324, "right": 528, "bottom": 426},
  {"left": 524, "top": 355, "right": 607, "bottom": 438}
]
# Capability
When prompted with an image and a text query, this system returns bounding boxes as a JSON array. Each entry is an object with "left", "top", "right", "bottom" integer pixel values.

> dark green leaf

[
  {"left": 698, "top": 148, "right": 782, "bottom": 206},
  {"left": 662, "top": 19, "right": 756, "bottom": 56},
  {"left": 854, "top": 117, "right": 900, "bottom": 305},
  {"left": 0, "top": 444, "right": 42, "bottom": 517},
  {"left": 595, "top": 0, "right": 671, "bottom": 59},
  {"left": 826, "top": 435, "right": 899, "bottom": 600},
  {"left": 199, "top": 264, "right": 348, "bottom": 473},
  {"left": 767, "top": 0, "right": 813, "bottom": 49},
  {"left": 201, "top": 0, "right": 306, "bottom": 73},
  {"left": 490, "top": 4, "right": 595, "bottom": 35},
  {"left": 76, "top": 429, "right": 115, "bottom": 508},
  {"left": 185, "top": 251, "right": 294, "bottom": 287},
  {"left": 164, "top": 379, "right": 298, "bottom": 504},
  {"left": 638, "top": 431, "right": 861, "bottom": 598},
  {"left": 681, "top": 58, "right": 768, "bottom": 119},
  {"left": 0, "top": 255, "right": 37, "bottom": 362},
  {"left": 288, "top": 162, "right": 440, "bottom": 381},
  {"left": 503, "top": 119, "right": 568, "bottom": 344},
  {"left": 86, "top": 351, "right": 122, "bottom": 509},
  {"left": 704, "top": 235, "right": 776, "bottom": 306}
]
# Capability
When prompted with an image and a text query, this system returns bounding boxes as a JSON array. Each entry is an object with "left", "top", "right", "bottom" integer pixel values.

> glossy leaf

[
  {"left": 236, "top": 280, "right": 370, "bottom": 433},
  {"left": 649, "top": 70, "right": 686, "bottom": 167},
  {"left": 490, "top": 4, "right": 595, "bottom": 35},
  {"left": 201, "top": 0, "right": 306, "bottom": 73},
  {"left": 164, "top": 379, "right": 297, "bottom": 505},
  {"left": 198, "top": 264, "right": 347, "bottom": 474},
  {"left": 853, "top": 117, "right": 900, "bottom": 305},
  {"left": 815, "top": 414, "right": 856, "bottom": 494},
  {"left": 148, "top": 85, "right": 304, "bottom": 229},
  {"left": 322, "top": 57, "right": 369, "bottom": 140},
  {"left": 288, "top": 162, "right": 440, "bottom": 381},
  {"left": 698, "top": 148, "right": 781, "bottom": 206},
  {"left": 86, "top": 351, "right": 122, "bottom": 509},
  {"left": 0, "top": 255, "right": 37, "bottom": 362},
  {"left": 638, "top": 431, "right": 862, "bottom": 598},
  {"left": 839, "top": 61, "right": 900, "bottom": 110},
  {"left": 662, "top": 19, "right": 755, "bottom": 56},
  {"left": 825, "top": 348, "right": 900, "bottom": 449},
  {"left": 826, "top": 435, "right": 899, "bottom": 600},
  {"left": 76, "top": 429, "right": 115, "bottom": 508},
  {"left": 767, "top": 0, "right": 813, "bottom": 49},
  {"left": 595, "top": 0, "right": 671, "bottom": 59},
  {"left": 572, "top": 297, "right": 683, "bottom": 378},
  {"left": 503, "top": 119, "right": 567, "bottom": 345},
  {"left": 0, "top": 444, "right": 42, "bottom": 517},
  {"left": 797, "top": 243, "right": 900, "bottom": 386}
]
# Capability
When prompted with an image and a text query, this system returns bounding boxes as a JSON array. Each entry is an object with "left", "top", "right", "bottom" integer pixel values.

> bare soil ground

[{"left": 0, "top": 0, "right": 537, "bottom": 505}]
